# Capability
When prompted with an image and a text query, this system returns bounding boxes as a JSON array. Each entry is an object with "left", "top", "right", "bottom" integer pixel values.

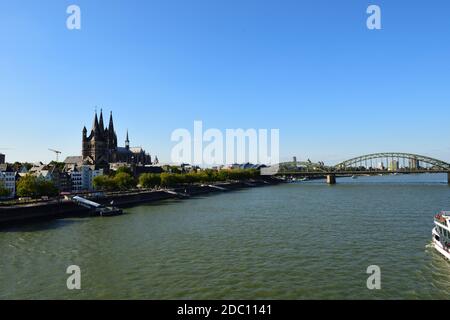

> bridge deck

[{"left": 276, "top": 170, "right": 450, "bottom": 176}]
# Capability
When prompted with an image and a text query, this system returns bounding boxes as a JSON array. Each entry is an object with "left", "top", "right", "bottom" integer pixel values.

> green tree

[
  {"left": 139, "top": 173, "right": 161, "bottom": 188},
  {"left": 38, "top": 180, "right": 58, "bottom": 197},
  {"left": 113, "top": 172, "right": 136, "bottom": 190},
  {"left": 114, "top": 166, "right": 133, "bottom": 176},
  {"left": 93, "top": 175, "right": 118, "bottom": 191},
  {"left": 216, "top": 170, "right": 229, "bottom": 181},
  {"left": 0, "top": 181, "right": 10, "bottom": 198},
  {"left": 160, "top": 173, "right": 180, "bottom": 187},
  {"left": 16, "top": 175, "right": 58, "bottom": 198},
  {"left": 17, "top": 175, "right": 39, "bottom": 198},
  {"left": 184, "top": 172, "right": 200, "bottom": 184}
]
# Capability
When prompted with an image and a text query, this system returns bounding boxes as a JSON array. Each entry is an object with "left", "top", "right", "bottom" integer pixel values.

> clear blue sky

[{"left": 1, "top": 0, "right": 450, "bottom": 165}]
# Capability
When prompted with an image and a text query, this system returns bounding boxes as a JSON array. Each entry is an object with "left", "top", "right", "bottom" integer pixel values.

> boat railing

[{"left": 435, "top": 215, "right": 448, "bottom": 226}]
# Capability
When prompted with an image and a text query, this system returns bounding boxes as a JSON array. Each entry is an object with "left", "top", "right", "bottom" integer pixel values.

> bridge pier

[
  {"left": 326, "top": 174, "right": 336, "bottom": 185},
  {"left": 448, "top": 172, "right": 450, "bottom": 185}
]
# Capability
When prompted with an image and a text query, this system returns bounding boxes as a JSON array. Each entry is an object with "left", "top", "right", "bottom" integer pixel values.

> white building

[
  {"left": 66, "top": 165, "right": 104, "bottom": 192},
  {"left": 70, "top": 170, "right": 83, "bottom": 192},
  {"left": 0, "top": 164, "right": 16, "bottom": 199}
]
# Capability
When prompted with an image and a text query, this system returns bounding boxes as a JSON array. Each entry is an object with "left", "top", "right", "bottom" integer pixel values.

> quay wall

[
  {"left": 0, "top": 201, "right": 91, "bottom": 225},
  {"left": 0, "top": 179, "right": 281, "bottom": 227}
]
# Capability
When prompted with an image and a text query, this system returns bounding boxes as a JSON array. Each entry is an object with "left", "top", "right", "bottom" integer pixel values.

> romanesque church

[{"left": 81, "top": 110, "right": 153, "bottom": 169}]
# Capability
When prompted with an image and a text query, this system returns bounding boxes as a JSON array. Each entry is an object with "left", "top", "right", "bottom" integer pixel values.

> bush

[
  {"left": 225, "top": 169, "right": 260, "bottom": 181},
  {"left": 16, "top": 175, "right": 58, "bottom": 198},
  {"left": 0, "top": 181, "right": 10, "bottom": 198},
  {"left": 160, "top": 173, "right": 184, "bottom": 187},
  {"left": 38, "top": 180, "right": 59, "bottom": 197},
  {"left": 114, "top": 172, "right": 136, "bottom": 190},
  {"left": 184, "top": 172, "right": 200, "bottom": 184},
  {"left": 156, "top": 169, "right": 260, "bottom": 187},
  {"left": 93, "top": 175, "right": 118, "bottom": 191},
  {"left": 139, "top": 173, "right": 161, "bottom": 188},
  {"left": 114, "top": 166, "right": 133, "bottom": 176}
]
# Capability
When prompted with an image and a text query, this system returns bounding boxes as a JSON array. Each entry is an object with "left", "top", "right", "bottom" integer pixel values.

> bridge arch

[{"left": 334, "top": 152, "right": 450, "bottom": 171}]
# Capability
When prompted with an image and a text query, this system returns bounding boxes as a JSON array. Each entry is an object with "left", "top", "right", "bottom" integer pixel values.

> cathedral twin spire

[
  {"left": 91, "top": 109, "right": 107, "bottom": 134},
  {"left": 86, "top": 109, "right": 128, "bottom": 147},
  {"left": 99, "top": 110, "right": 105, "bottom": 131},
  {"left": 82, "top": 109, "right": 152, "bottom": 167},
  {"left": 89, "top": 109, "right": 109, "bottom": 132}
]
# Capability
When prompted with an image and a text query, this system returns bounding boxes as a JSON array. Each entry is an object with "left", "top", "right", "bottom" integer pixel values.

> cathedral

[{"left": 82, "top": 110, "right": 153, "bottom": 169}]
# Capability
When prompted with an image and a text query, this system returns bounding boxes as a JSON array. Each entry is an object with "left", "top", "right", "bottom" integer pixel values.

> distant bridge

[{"left": 262, "top": 152, "right": 450, "bottom": 184}]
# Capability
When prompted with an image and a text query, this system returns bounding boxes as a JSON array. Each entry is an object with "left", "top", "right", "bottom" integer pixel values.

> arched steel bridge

[
  {"left": 262, "top": 152, "right": 450, "bottom": 180},
  {"left": 335, "top": 152, "right": 450, "bottom": 171}
]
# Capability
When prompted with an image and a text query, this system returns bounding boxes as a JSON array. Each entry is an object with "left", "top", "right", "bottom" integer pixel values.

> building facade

[
  {"left": 0, "top": 153, "right": 5, "bottom": 164},
  {"left": 0, "top": 164, "right": 16, "bottom": 198},
  {"left": 81, "top": 110, "right": 152, "bottom": 169},
  {"left": 66, "top": 165, "right": 104, "bottom": 192},
  {"left": 28, "top": 164, "right": 72, "bottom": 193}
]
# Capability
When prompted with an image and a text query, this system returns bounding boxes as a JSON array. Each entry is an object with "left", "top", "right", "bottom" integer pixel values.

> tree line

[
  {"left": 94, "top": 168, "right": 261, "bottom": 191},
  {"left": 10, "top": 167, "right": 261, "bottom": 198},
  {"left": 16, "top": 175, "right": 59, "bottom": 198}
]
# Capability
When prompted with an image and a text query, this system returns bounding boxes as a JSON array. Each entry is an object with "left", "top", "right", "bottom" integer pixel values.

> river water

[{"left": 1, "top": 174, "right": 450, "bottom": 299}]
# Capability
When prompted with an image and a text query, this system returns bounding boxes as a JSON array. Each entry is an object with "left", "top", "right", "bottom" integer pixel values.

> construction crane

[{"left": 48, "top": 149, "right": 62, "bottom": 162}]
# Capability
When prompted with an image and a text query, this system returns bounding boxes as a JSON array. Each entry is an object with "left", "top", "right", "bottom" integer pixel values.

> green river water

[{"left": 1, "top": 174, "right": 450, "bottom": 299}]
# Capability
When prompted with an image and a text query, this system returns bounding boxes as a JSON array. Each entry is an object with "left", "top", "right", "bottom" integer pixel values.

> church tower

[
  {"left": 82, "top": 111, "right": 109, "bottom": 168},
  {"left": 99, "top": 109, "right": 105, "bottom": 133},
  {"left": 81, "top": 109, "right": 152, "bottom": 170},
  {"left": 107, "top": 112, "right": 118, "bottom": 150},
  {"left": 82, "top": 126, "right": 88, "bottom": 158},
  {"left": 125, "top": 130, "right": 130, "bottom": 150}
]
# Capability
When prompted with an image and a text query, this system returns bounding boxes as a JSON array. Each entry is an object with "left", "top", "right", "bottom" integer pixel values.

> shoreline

[{"left": 0, "top": 178, "right": 282, "bottom": 227}]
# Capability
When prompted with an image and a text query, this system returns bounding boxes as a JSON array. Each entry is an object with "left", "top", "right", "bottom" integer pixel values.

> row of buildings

[
  {"left": 0, "top": 110, "right": 267, "bottom": 200},
  {"left": 0, "top": 111, "right": 161, "bottom": 199},
  {"left": 0, "top": 159, "right": 106, "bottom": 199}
]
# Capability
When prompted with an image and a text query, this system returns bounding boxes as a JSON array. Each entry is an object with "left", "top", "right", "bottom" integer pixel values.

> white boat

[
  {"left": 432, "top": 211, "right": 450, "bottom": 260},
  {"left": 351, "top": 175, "right": 357, "bottom": 179}
]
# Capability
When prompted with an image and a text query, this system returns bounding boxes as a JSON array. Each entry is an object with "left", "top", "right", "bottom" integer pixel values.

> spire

[
  {"left": 99, "top": 109, "right": 104, "bottom": 131},
  {"left": 125, "top": 130, "right": 130, "bottom": 150},
  {"left": 109, "top": 111, "right": 115, "bottom": 133},
  {"left": 92, "top": 111, "right": 99, "bottom": 132},
  {"left": 125, "top": 129, "right": 130, "bottom": 150}
]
